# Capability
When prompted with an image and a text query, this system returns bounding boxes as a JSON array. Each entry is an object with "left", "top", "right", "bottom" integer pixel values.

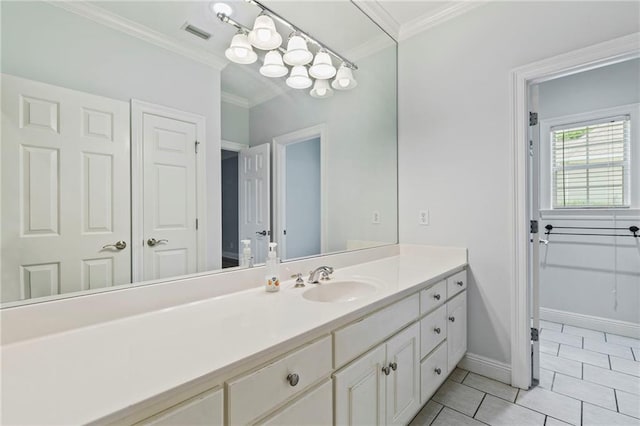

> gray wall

[
  {"left": 537, "top": 59, "right": 640, "bottom": 324},
  {"left": 285, "top": 138, "right": 321, "bottom": 259},
  {"left": 398, "top": 1, "right": 640, "bottom": 365},
  {"left": 250, "top": 46, "right": 398, "bottom": 252},
  {"left": 1, "top": 1, "right": 222, "bottom": 271},
  {"left": 221, "top": 152, "right": 239, "bottom": 259},
  {"left": 222, "top": 101, "right": 250, "bottom": 144}
]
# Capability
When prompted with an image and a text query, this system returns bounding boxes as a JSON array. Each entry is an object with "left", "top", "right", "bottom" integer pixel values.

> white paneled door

[
  {"left": 238, "top": 143, "right": 270, "bottom": 264},
  {"left": 134, "top": 101, "right": 205, "bottom": 281},
  {"left": 1, "top": 74, "right": 131, "bottom": 302}
]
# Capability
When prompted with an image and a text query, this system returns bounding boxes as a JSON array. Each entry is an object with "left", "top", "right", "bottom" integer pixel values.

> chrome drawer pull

[
  {"left": 389, "top": 362, "right": 397, "bottom": 371},
  {"left": 286, "top": 373, "right": 299, "bottom": 387},
  {"left": 449, "top": 316, "right": 455, "bottom": 322},
  {"left": 433, "top": 294, "right": 441, "bottom": 300},
  {"left": 434, "top": 327, "right": 441, "bottom": 334},
  {"left": 456, "top": 280, "right": 464, "bottom": 286},
  {"left": 382, "top": 366, "right": 391, "bottom": 376},
  {"left": 434, "top": 367, "right": 442, "bottom": 375}
]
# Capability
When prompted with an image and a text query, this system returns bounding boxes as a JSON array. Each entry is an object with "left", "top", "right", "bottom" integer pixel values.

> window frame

[{"left": 539, "top": 103, "right": 640, "bottom": 213}]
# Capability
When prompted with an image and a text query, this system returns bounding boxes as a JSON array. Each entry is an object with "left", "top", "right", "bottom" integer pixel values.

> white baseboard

[
  {"left": 458, "top": 352, "right": 512, "bottom": 385},
  {"left": 540, "top": 308, "right": 640, "bottom": 339},
  {"left": 221, "top": 251, "right": 239, "bottom": 260}
]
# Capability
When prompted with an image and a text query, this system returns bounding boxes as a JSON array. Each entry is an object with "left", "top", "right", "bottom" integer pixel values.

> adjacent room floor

[{"left": 410, "top": 321, "right": 640, "bottom": 425}]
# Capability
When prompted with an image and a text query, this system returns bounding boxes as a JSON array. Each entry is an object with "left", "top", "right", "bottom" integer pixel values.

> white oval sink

[{"left": 302, "top": 280, "right": 377, "bottom": 303}]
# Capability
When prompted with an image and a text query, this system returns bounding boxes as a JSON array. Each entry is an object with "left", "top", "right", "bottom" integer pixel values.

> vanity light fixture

[
  {"left": 215, "top": 0, "right": 358, "bottom": 98},
  {"left": 247, "top": 14, "right": 282, "bottom": 50},
  {"left": 331, "top": 64, "right": 358, "bottom": 90},
  {"left": 286, "top": 65, "right": 312, "bottom": 89},
  {"left": 309, "top": 49, "right": 337, "bottom": 80},
  {"left": 310, "top": 79, "right": 333, "bottom": 98},
  {"left": 225, "top": 31, "right": 258, "bottom": 64},
  {"left": 260, "top": 50, "right": 288, "bottom": 78}
]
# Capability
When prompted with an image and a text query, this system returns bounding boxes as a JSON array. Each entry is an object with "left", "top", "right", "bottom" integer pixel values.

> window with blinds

[{"left": 551, "top": 116, "right": 631, "bottom": 208}]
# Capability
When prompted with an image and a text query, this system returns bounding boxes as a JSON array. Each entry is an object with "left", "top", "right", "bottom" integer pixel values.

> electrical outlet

[
  {"left": 419, "top": 210, "right": 429, "bottom": 225},
  {"left": 372, "top": 210, "right": 381, "bottom": 224}
]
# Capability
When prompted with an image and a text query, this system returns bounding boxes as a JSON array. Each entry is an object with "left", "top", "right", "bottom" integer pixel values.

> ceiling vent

[{"left": 183, "top": 23, "right": 211, "bottom": 40}]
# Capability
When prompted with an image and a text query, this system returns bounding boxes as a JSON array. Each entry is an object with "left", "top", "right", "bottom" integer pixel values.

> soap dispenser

[
  {"left": 265, "top": 242, "right": 280, "bottom": 292},
  {"left": 240, "top": 239, "right": 252, "bottom": 268}
]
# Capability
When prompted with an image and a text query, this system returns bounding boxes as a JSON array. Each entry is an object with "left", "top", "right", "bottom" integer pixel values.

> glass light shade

[
  {"left": 211, "top": 2, "right": 233, "bottom": 16},
  {"left": 260, "top": 51, "right": 288, "bottom": 78},
  {"left": 283, "top": 35, "right": 313, "bottom": 66},
  {"left": 310, "top": 79, "right": 333, "bottom": 98},
  {"left": 286, "top": 65, "right": 312, "bottom": 89},
  {"left": 331, "top": 65, "right": 357, "bottom": 90},
  {"left": 309, "top": 51, "right": 336, "bottom": 80},
  {"left": 248, "top": 15, "right": 282, "bottom": 50},
  {"left": 225, "top": 33, "right": 257, "bottom": 64}
]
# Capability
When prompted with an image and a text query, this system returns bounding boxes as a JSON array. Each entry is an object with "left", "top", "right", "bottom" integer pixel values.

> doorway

[{"left": 221, "top": 149, "right": 239, "bottom": 268}]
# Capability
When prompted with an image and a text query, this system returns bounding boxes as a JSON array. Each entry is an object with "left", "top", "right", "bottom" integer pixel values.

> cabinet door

[
  {"left": 260, "top": 380, "right": 332, "bottom": 426},
  {"left": 140, "top": 388, "right": 223, "bottom": 426},
  {"left": 447, "top": 291, "right": 467, "bottom": 372},
  {"left": 334, "top": 345, "right": 387, "bottom": 426},
  {"left": 385, "top": 323, "right": 420, "bottom": 426}
]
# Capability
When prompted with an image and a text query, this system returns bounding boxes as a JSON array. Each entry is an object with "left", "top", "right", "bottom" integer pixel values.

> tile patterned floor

[{"left": 410, "top": 321, "right": 640, "bottom": 425}]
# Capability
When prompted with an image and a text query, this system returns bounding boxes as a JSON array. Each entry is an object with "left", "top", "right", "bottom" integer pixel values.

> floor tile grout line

[
  {"left": 580, "top": 400, "right": 583, "bottom": 426},
  {"left": 607, "top": 354, "right": 612, "bottom": 370},
  {"left": 426, "top": 403, "right": 444, "bottom": 426},
  {"left": 432, "top": 402, "right": 491, "bottom": 426},
  {"left": 613, "top": 388, "right": 619, "bottom": 413},
  {"left": 472, "top": 392, "right": 487, "bottom": 419}
]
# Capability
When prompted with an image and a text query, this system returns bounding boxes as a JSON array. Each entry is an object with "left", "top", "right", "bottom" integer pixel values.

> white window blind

[{"left": 551, "top": 116, "right": 631, "bottom": 208}]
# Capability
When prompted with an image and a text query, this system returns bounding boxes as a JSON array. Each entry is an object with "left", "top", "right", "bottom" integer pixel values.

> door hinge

[
  {"left": 531, "top": 327, "right": 539, "bottom": 342},
  {"left": 196, "top": 218, "right": 199, "bottom": 230},
  {"left": 530, "top": 220, "right": 538, "bottom": 234},
  {"left": 529, "top": 112, "right": 538, "bottom": 126},
  {"left": 195, "top": 140, "right": 200, "bottom": 154}
]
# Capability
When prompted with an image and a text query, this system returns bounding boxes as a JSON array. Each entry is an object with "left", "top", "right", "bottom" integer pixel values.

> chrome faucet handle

[
  {"left": 308, "top": 266, "right": 334, "bottom": 284},
  {"left": 291, "top": 273, "right": 305, "bottom": 288},
  {"left": 320, "top": 271, "right": 331, "bottom": 281}
]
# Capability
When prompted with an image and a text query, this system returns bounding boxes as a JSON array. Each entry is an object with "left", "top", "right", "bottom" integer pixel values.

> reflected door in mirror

[
  {"left": 1, "top": 75, "right": 131, "bottom": 302},
  {"left": 239, "top": 144, "right": 270, "bottom": 264}
]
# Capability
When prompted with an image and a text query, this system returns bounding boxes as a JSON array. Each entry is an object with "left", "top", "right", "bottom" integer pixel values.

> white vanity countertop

[{"left": 1, "top": 245, "right": 467, "bottom": 425}]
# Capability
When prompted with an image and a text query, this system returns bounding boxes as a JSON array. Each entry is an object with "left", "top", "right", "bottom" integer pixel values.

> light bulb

[
  {"left": 316, "top": 87, "right": 327, "bottom": 97},
  {"left": 339, "top": 78, "right": 349, "bottom": 88},
  {"left": 257, "top": 28, "right": 271, "bottom": 42},
  {"left": 234, "top": 47, "right": 248, "bottom": 58}
]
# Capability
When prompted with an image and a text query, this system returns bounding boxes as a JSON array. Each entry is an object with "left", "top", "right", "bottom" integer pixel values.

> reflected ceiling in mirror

[{"left": 0, "top": 0, "right": 397, "bottom": 307}]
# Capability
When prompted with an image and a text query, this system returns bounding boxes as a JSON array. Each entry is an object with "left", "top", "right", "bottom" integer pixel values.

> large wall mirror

[{"left": 0, "top": 0, "right": 397, "bottom": 306}]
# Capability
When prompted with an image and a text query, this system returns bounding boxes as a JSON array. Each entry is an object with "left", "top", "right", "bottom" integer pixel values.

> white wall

[
  {"left": 249, "top": 46, "right": 398, "bottom": 253},
  {"left": 537, "top": 60, "right": 640, "bottom": 325},
  {"left": 1, "top": 1, "right": 222, "bottom": 271},
  {"left": 222, "top": 101, "right": 250, "bottom": 144},
  {"left": 398, "top": 1, "right": 640, "bottom": 365}
]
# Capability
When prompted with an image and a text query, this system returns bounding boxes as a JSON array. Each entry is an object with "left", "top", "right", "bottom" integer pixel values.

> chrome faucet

[{"left": 308, "top": 266, "right": 334, "bottom": 284}]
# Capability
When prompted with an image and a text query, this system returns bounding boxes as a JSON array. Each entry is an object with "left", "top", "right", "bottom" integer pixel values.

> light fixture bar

[
  {"left": 244, "top": 0, "right": 357, "bottom": 70},
  {"left": 217, "top": 13, "right": 288, "bottom": 55}
]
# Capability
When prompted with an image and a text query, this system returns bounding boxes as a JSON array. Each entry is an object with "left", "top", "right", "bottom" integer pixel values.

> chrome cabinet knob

[
  {"left": 456, "top": 281, "right": 464, "bottom": 286},
  {"left": 286, "top": 373, "right": 299, "bottom": 386},
  {"left": 389, "top": 362, "right": 397, "bottom": 371},
  {"left": 434, "top": 327, "right": 441, "bottom": 334},
  {"left": 147, "top": 238, "right": 169, "bottom": 247},
  {"left": 449, "top": 316, "right": 455, "bottom": 322},
  {"left": 434, "top": 367, "right": 442, "bottom": 375},
  {"left": 102, "top": 241, "right": 127, "bottom": 250},
  {"left": 382, "top": 366, "right": 391, "bottom": 376},
  {"left": 433, "top": 294, "right": 441, "bottom": 300}
]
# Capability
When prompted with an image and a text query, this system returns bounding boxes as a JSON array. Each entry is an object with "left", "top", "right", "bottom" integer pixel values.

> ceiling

[{"left": 85, "top": 1, "right": 484, "bottom": 105}]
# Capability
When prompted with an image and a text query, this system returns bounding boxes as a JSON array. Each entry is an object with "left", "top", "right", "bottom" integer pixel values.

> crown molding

[
  {"left": 47, "top": 1, "right": 229, "bottom": 71},
  {"left": 352, "top": 0, "right": 400, "bottom": 41},
  {"left": 221, "top": 91, "right": 251, "bottom": 108},
  {"left": 399, "top": 1, "right": 489, "bottom": 41},
  {"left": 346, "top": 33, "right": 395, "bottom": 63}
]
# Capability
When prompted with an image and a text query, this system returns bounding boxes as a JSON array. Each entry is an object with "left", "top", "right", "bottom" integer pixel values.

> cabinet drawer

[
  {"left": 420, "top": 304, "right": 447, "bottom": 358},
  {"left": 447, "top": 270, "right": 467, "bottom": 299},
  {"left": 420, "top": 280, "right": 446, "bottom": 315},
  {"left": 227, "top": 336, "right": 332, "bottom": 425},
  {"left": 420, "top": 343, "right": 448, "bottom": 405},
  {"left": 259, "top": 380, "right": 332, "bottom": 426},
  {"left": 139, "top": 388, "right": 223, "bottom": 426},
  {"left": 334, "top": 294, "right": 419, "bottom": 368}
]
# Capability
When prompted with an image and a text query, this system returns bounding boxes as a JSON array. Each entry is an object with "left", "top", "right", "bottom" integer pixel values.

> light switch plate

[{"left": 372, "top": 211, "right": 381, "bottom": 224}]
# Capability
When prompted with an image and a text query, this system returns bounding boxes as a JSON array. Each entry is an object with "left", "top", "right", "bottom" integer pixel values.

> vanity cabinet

[
  {"left": 138, "top": 388, "right": 223, "bottom": 426},
  {"left": 334, "top": 322, "right": 420, "bottom": 426},
  {"left": 447, "top": 291, "right": 467, "bottom": 372}
]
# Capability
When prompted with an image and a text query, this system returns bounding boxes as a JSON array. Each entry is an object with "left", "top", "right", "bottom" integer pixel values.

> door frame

[
  {"left": 272, "top": 124, "right": 328, "bottom": 259},
  {"left": 131, "top": 99, "right": 207, "bottom": 282},
  {"left": 221, "top": 140, "right": 248, "bottom": 261},
  {"left": 509, "top": 32, "right": 640, "bottom": 389}
]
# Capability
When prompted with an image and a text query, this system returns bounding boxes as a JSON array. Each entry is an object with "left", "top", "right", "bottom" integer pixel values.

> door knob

[
  {"left": 449, "top": 316, "right": 456, "bottom": 322},
  {"left": 147, "top": 238, "right": 169, "bottom": 247},
  {"left": 102, "top": 241, "right": 127, "bottom": 250},
  {"left": 256, "top": 230, "right": 268, "bottom": 236},
  {"left": 433, "top": 294, "right": 441, "bottom": 300}
]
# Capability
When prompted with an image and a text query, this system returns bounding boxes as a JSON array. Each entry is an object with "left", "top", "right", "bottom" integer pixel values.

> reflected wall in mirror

[{"left": 0, "top": 0, "right": 397, "bottom": 306}]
